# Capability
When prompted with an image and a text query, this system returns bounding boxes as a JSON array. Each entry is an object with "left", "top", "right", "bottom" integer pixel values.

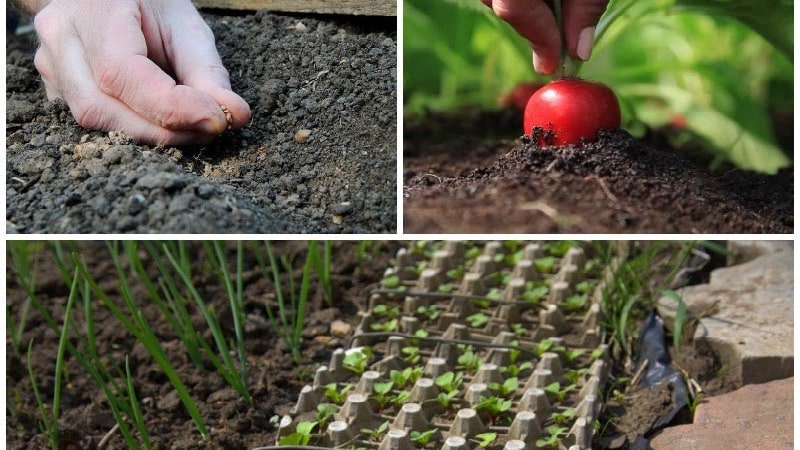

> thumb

[
  {"left": 167, "top": 14, "right": 252, "bottom": 130},
  {"left": 562, "top": 0, "right": 609, "bottom": 61}
]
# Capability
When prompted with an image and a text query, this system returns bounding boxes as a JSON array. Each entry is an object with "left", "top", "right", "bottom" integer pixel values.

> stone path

[
  {"left": 650, "top": 377, "right": 793, "bottom": 449},
  {"left": 651, "top": 241, "right": 793, "bottom": 449}
]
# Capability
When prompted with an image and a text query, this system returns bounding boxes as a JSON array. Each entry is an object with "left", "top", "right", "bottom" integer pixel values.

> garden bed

[
  {"left": 6, "top": 11, "right": 396, "bottom": 233},
  {"left": 403, "top": 110, "right": 792, "bottom": 233},
  {"left": 7, "top": 241, "right": 742, "bottom": 450}
]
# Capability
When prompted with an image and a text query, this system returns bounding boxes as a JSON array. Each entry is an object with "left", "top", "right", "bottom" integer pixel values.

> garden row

[{"left": 275, "top": 241, "right": 621, "bottom": 449}]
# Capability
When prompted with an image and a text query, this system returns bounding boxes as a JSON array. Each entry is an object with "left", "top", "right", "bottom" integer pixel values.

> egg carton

[{"left": 278, "top": 241, "right": 622, "bottom": 450}]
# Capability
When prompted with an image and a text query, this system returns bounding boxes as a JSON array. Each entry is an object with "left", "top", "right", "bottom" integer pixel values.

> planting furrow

[{"left": 276, "top": 241, "right": 619, "bottom": 450}]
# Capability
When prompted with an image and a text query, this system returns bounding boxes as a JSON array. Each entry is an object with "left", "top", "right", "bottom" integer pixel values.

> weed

[{"left": 661, "top": 289, "right": 687, "bottom": 352}]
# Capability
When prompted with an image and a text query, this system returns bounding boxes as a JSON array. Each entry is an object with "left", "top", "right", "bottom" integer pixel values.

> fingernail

[
  {"left": 198, "top": 115, "right": 227, "bottom": 135},
  {"left": 576, "top": 27, "right": 596, "bottom": 61},
  {"left": 532, "top": 51, "right": 553, "bottom": 75}
]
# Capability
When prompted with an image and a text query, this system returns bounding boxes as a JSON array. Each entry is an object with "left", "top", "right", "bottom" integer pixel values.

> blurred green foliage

[{"left": 404, "top": 0, "right": 793, "bottom": 173}]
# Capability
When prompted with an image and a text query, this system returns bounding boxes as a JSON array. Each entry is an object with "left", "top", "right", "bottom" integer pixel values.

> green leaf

[
  {"left": 662, "top": 289, "right": 687, "bottom": 352},
  {"left": 674, "top": 0, "right": 793, "bottom": 61}
]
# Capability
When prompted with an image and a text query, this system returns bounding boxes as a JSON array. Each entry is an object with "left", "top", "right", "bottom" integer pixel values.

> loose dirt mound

[
  {"left": 404, "top": 111, "right": 792, "bottom": 233},
  {"left": 7, "top": 11, "right": 396, "bottom": 234}
]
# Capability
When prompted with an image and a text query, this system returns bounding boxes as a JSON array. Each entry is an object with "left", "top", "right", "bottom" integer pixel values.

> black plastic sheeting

[{"left": 629, "top": 309, "right": 690, "bottom": 450}]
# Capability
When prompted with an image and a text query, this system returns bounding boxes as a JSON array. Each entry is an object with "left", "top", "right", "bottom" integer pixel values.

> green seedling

[
  {"left": 661, "top": 289, "right": 687, "bottom": 352},
  {"left": 591, "top": 348, "right": 605, "bottom": 361},
  {"left": 446, "top": 266, "right": 466, "bottom": 280},
  {"left": 536, "top": 425, "right": 568, "bottom": 448},
  {"left": 510, "top": 323, "right": 528, "bottom": 336},
  {"left": 7, "top": 241, "right": 43, "bottom": 356},
  {"left": 550, "top": 407, "right": 576, "bottom": 426},
  {"left": 471, "top": 432, "right": 498, "bottom": 448},
  {"left": 402, "top": 346, "right": 422, "bottom": 365},
  {"left": 523, "top": 284, "right": 550, "bottom": 303},
  {"left": 125, "top": 357, "right": 153, "bottom": 450},
  {"left": 561, "top": 293, "right": 588, "bottom": 311},
  {"left": 381, "top": 275, "right": 402, "bottom": 289},
  {"left": 280, "top": 421, "right": 318, "bottom": 446},
  {"left": 687, "top": 392, "right": 705, "bottom": 417},
  {"left": 390, "top": 367, "right": 423, "bottom": 389},
  {"left": 545, "top": 241, "right": 576, "bottom": 257},
  {"left": 371, "top": 318, "right": 399, "bottom": 332},
  {"left": 488, "top": 377, "right": 519, "bottom": 398},
  {"left": 371, "top": 381, "right": 394, "bottom": 410},
  {"left": 410, "top": 428, "right": 440, "bottom": 447},
  {"left": 465, "top": 247, "right": 482, "bottom": 261},
  {"left": 534, "top": 256, "right": 557, "bottom": 274},
  {"left": 576, "top": 280, "right": 593, "bottom": 294},
  {"left": 472, "top": 288, "right": 500, "bottom": 308},
  {"left": 373, "top": 304, "right": 400, "bottom": 319},
  {"left": 544, "top": 382, "right": 576, "bottom": 403},
  {"left": 501, "top": 361, "right": 534, "bottom": 378},
  {"left": 437, "top": 390, "right": 459, "bottom": 409},
  {"left": 457, "top": 349, "right": 482, "bottom": 373},
  {"left": 474, "top": 396, "right": 512, "bottom": 425},
  {"left": 343, "top": 347, "right": 372, "bottom": 374},
  {"left": 361, "top": 420, "right": 389, "bottom": 441},
  {"left": 436, "top": 371, "right": 463, "bottom": 408},
  {"left": 564, "top": 368, "right": 589, "bottom": 385},
  {"left": 533, "top": 339, "right": 555, "bottom": 357},
  {"left": 435, "top": 371, "right": 464, "bottom": 393},
  {"left": 438, "top": 283, "right": 455, "bottom": 293},
  {"left": 413, "top": 260, "right": 428, "bottom": 276},
  {"left": 324, "top": 383, "right": 353, "bottom": 405},
  {"left": 417, "top": 304, "right": 440, "bottom": 321},
  {"left": 466, "top": 312, "right": 490, "bottom": 328},
  {"left": 392, "top": 390, "right": 412, "bottom": 408},
  {"left": 316, "top": 403, "right": 338, "bottom": 429},
  {"left": 564, "top": 349, "right": 586, "bottom": 365}
]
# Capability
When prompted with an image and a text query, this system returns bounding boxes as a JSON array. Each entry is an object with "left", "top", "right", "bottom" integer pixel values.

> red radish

[
  {"left": 524, "top": 78, "right": 620, "bottom": 146},
  {"left": 500, "top": 81, "right": 544, "bottom": 112}
]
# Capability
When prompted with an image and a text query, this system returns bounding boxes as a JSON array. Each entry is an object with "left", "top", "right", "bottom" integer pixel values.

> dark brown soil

[
  {"left": 403, "top": 110, "right": 793, "bottom": 233},
  {"left": 6, "top": 10, "right": 396, "bottom": 233},
  {"left": 6, "top": 241, "right": 399, "bottom": 450}
]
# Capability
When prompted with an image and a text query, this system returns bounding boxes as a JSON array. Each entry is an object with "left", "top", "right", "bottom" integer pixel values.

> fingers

[
  {"left": 49, "top": 34, "right": 215, "bottom": 144},
  {"left": 562, "top": 0, "right": 609, "bottom": 61},
  {"left": 166, "top": 9, "right": 252, "bottom": 130},
  {"left": 77, "top": 2, "right": 229, "bottom": 134},
  {"left": 485, "top": 0, "right": 560, "bottom": 74}
]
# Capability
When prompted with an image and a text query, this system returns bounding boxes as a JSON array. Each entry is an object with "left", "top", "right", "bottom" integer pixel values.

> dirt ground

[
  {"left": 6, "top": 11, "right": 396, "bottom": 234},
  {"left": 403, "top": 110, "right": 793, "bottom": 233},
  {"left": 6, "top": 241, "right": 742, "bottom": 450}
]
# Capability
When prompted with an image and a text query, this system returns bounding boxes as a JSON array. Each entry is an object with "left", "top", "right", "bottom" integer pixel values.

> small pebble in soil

[
  {"left": 294, "top": 128, "right": 312, "bottom": 143},
  {"left": 332, "top": 201, "right": 354, "bottom": 215},
  {"left": 332, "top": 214, "right": 343, "bottom": 224}
]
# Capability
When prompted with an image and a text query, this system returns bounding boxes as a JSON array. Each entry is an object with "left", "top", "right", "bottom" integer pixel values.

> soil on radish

[
  {"left": 404, "top": 109, "right": 792, "bottom": 233},
  {"left": 6, "top": 11, "right": 396, "bottom": 234},
  {"left": 6, "top": 241, "right": 744, "bottom": 450}
]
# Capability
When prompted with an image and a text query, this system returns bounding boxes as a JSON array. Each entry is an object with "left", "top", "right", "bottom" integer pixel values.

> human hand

[
  {"left": 481, "top": 0, "right": 609, "bottom": 75},
  {"left": 32, "top": 0, "right": 251, "bottom": 144}
]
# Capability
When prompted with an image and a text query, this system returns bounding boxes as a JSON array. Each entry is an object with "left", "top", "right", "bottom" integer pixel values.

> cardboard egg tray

[{"left": 278, "top": 241, "right": 618, "bottom": 450}]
